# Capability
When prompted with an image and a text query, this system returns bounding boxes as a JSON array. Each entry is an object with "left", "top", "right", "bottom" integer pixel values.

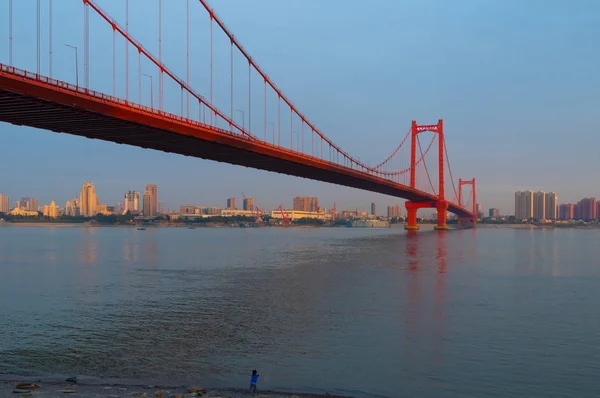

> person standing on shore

[{"left": 249, "top": 369, "right": 259, "bottom": 394}]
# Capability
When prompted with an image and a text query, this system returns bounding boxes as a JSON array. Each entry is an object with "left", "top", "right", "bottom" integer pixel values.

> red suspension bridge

[{"left": 0, "top": 0, "right": 476, "bottom": 230}]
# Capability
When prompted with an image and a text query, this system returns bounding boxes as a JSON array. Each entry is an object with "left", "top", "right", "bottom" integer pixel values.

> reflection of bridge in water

[{"left": 401, "top": 229, "right": 478, "bottom": 385}]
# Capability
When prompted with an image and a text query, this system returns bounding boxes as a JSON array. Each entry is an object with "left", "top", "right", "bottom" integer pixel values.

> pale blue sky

[{"left": 1, "top": 0, "right": 599, "bottom": 214}]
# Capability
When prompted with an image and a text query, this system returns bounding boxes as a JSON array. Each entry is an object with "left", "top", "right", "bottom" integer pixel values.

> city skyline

[
  {"left": 1, "top": 1, "right": 599, "bottom": 213},
  {"left": 5, "top": 181, "right": 600, "bottom": 219}
]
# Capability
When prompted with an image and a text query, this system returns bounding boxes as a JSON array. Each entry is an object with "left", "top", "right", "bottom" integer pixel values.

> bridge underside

[{"left": 0, "top": 71, "right": 472, "bottom": 218}]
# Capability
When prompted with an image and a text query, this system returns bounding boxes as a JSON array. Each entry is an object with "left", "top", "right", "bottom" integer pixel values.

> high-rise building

[
  {"left": 81, "top": 182, "right": 97, "bottom": 217},
  {"left": 387, "top": 205, "right": 402, "bottom": 218},
  {"left": 576, "top": 198, "right": 597, "bottom": 221},
  {"left": 65, "top": 198, "right": 80, "bottom": 216},
  {"left": 43, "top": 201, "right": 59, "bottom": 218},
  {"left": 67, "top": 200, "right": 79, "bottom": 216},
  {"left": 559, "top": 204, "right": 574, "bottom": 220},
  {"left": 489, "top": 208, "right": 499, "bottom": 218},
  {"left": 293, "top": 197, "right": 305, "bottom": 211},
  {"left": 544, "top": 192, "right": 557, "bottom": 220},
  {"left": 124, "top": 190, "right": 140, "bottom": 213},
  {"left": 143, "top": 191, "right": 151, "bottom": 216},
  {"left": 144, "top": 184, "right": 158, "bottom": 216},
  {"left": 293, "top": 197, "right": 319, "bottom": 212},
  {"left": 227, "top": 197, "right": 236, "bottom": 210},
  {"left": 243, "top": 197, "right": 255, "bottom": 211},
  {"left": 533, "top": 191, "right": 546, "bottom": 220},
  {"left": 371, "top": 202, "right": 376, "bottom": 216},
  {"left": 476, "top": 203, "right": 483, "bottom": 219},
  {"left": 515, "top": 191, "right": 534, "bottom": 220},
  {"left": 21, "top": 197, "right": 38, "bottom": 212},
  {"left": 0, "top": 194, "right": 9, "bottom": 213}
]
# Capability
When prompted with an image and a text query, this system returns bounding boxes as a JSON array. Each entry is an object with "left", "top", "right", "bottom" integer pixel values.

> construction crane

[
  {"left": 242, "top": 192, "right": 265, "bottom": 223},
  {"left": 277, "top": 205, "right": 291, "bottom": 225},
  {"left": 254, "top": 205, "right": 265, "bottom": 223}
]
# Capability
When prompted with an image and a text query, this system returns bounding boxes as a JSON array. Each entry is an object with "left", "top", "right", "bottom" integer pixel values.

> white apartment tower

[
  {"left": 533, "top": 191, "right": 546, "bottom": 220},
  {"left": 515, "top": 191, "right": 534, "bottom": 220},
  {"left": 124, "top": 190, "right": 140, "bottom": 213}
]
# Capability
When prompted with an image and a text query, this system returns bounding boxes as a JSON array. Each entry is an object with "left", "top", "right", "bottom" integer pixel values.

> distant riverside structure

[
  {"left": 124, "top": 190, "right": 140, "bottom": 213},
  {"left": 65, "top": 198, "right": 80, "bottom": 216},
  {"left": 515, "top": 191, "right": 534, "bottom": 220},
  {"left": 476, "top": 203, "right": 483, "bottom": 219},
  {"left": 180, "top": 206, "right": 222, "bottom": 216},
  {"left": 489, "top": 208, "right": 499, "bottom": 218},
  {"left": 387, "top": 204, "right": 402, "bottom": 218},
  {"left": 227, "top": 197, "right": 236, "bottom": 210},
  {"left": 545, "top": 192, "right": 558, "bottom": 220},
  {"left": 271, "top": 209, "right": 331, "bottom": 221},
  {"left": 576, "top": 198, "right": 597, "bottom": 221},
  {"left": 293, "top": 196, "right": 319, "bottom": 212},
  {"left": 533, "top": 191, "right": 545, "bottom": 220},
  {"left": 243, "top": 197, "right": 255, "bottom": 211},
  {"left": 559, "top": 204, "right": 575, "bottom": 220},
  {"left": 0, "top": 194, "right": 9, "bottom": 213},
  {"left": 20, "top": 197, "right": 38, "bottom": 212},
  {"left": 558, "top": 199, "right": 600, "bottom": 221},
  {"left": 143, "top": 192, "right": 151, "bottom": 216},
  {"left": 81, "top": 182, "right": 97, "bottom": 217},
  {"left": 371, "top": 202, "right": 376, "bottom": 216},
  {"left": 515, "top": 190, "right": 558, "bottom": 220},
  {"left": 42, "top": 201, "right": 59, "bottom": 218},
  {"left": 10, "top": 207, "right": 38, "bottom": 216},
  {"left": 143, "top": 184, "right": 158, "bottom": 216}
]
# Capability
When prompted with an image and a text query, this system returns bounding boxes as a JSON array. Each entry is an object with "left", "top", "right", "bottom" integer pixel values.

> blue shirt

[{"left": 250, "top": 374, "right": 259, "bottom": 384}]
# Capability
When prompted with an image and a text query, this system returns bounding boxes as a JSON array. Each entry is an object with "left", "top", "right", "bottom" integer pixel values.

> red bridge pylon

[
  {"left": 458, "top": 178, "right": 477, "bottom": 225},
  {"left": 404, "top": 119, "right": 450, "bottom": 231}
]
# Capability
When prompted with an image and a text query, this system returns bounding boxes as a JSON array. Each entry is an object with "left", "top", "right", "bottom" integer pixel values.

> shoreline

[
  {"left": 1, "top": 379, "right": 353, "bottom": 398},
  {"left": 2, "top": 222, "right": 595, "bottom": 230}
]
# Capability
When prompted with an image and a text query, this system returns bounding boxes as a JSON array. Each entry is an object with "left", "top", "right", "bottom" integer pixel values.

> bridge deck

[{"left": 0, "top": 65, "right": 472, "bottom": 218}]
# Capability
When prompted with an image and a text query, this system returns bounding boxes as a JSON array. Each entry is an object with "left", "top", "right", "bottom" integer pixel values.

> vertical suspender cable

[
  {"left": 209, "top": 12, "right": 213, "bottom": 126},
  {"left": 138, "top": 49, "right": 141, "bottom": 103},
  {"left": 8, "top": 0, "right": 12, "bottom": 66},
  {"left": 125, "top": 0, "right": 129, "bottom": 100},
  {"left": 263, "top": 80, "right": 266, "bottom": 141},
  {"left": 248, "top": 61, "right": 251, "bottom": 134},
  {"left": 302, "top": 121, "right": 304, "bottom": 153},
  {"left": 159, "top": 0, "right": 162, "bottom": 110},
  {"left": 230, "top": 41, "right": 233, "bottom": 130},
  {"left": 112, "top": 27, "right": 115, "bottom": 96},
  {"left": 49, "top": 0, "right": 52, "bottom": 77},
  {"left": 186, "top": 0, "right": 190, "bottom": 118},
  {"left": 84, "top": 0, "right": 89, "bottom": 89},
  {"left": 36, "top": 0, "right": 40, "bottom": 75}
]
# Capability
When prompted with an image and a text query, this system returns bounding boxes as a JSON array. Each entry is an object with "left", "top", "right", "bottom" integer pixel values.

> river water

[{"left": 1, "top": 226, "right": 600, "bottom": 397}]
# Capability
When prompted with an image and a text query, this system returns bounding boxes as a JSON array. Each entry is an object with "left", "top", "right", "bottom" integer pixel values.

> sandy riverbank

[{"left": 2, "top": 380, "right": 353, "bottom": 398}]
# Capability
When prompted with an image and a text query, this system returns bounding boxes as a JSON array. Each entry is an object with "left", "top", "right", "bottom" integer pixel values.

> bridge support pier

[
  {"left": 405, "top": 207, "right": 419, "bottom": 230},
  {"left": 404, "top": 201, "right": 434, "bottom": 231},
  {"left": 434, "top": 200, "right": 450, "bottom": 231}
]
